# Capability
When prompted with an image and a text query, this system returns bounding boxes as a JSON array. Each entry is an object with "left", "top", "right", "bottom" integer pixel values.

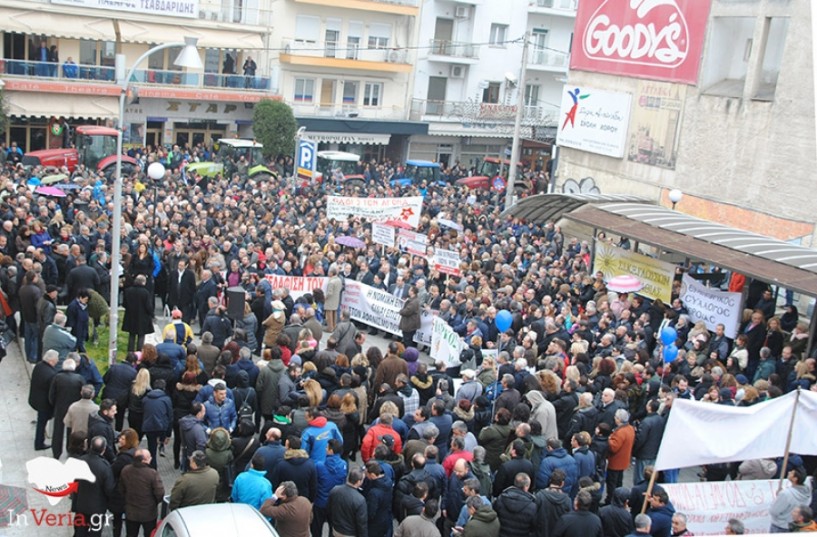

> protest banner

[
  {"left": 265, "top": 274, "right": 327, "bottom": 300},
  {"left": 661, "top": 479, "right": 788, "bottom": 535},
  {"left": 340, "top": 280, "right": 431, "bottom": 344},
  {"left": 431, "top": 316, "right": 464, "bottom": 367},
  {"left": 681, "top": 274, "right": 742, "bottom": 339},
  {"left": 327, "top": 196, "right": 423, "bottom": 228},
  {"left": 372, "top": 222, "right": 395, "bottom": 248},
  {"left": 593, "top": 240, "right": 675, "bottom": 302},
  {"left": 397, "top": 229, "right": 428, "bottom": 257},
  {"left": 433, "top": 248, "right": 461, "bottom": 276}
]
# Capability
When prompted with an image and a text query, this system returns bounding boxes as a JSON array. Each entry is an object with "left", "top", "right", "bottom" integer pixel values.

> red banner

[{"left": 570, "top": 0, "right": 712, "bottom": 85}]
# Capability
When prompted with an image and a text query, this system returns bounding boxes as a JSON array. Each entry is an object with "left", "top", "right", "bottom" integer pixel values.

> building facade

[
  {"left": 408, "top": 0, "right": 574, "bottom": 171},
  {"left": 555, "top": 0, "right": 817, "bottom": 249}
]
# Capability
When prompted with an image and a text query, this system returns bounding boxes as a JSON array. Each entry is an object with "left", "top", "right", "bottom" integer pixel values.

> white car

[{"left": 155, "top": 503, "right": 279, "bottom": 537}]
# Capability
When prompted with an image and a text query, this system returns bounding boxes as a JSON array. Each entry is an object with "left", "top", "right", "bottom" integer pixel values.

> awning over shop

[
  {"left": 7, "top": 92, "right": 118, "bottom": 120},
  {"left": 296, "top": 117, "right": 428, "bottom": 137},
  {"left": 309, "top": 132, "right": 391, "bottom": 145},
  {"left": 0, "top": 7, "right": 116, "bottom": 40},
  {"left": 117, "top": 20, "right": 264, "bottom": 49}
]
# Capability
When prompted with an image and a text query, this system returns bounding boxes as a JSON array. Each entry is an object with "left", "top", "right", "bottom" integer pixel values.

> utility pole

[{"left": 504, "top": 33, "right": 530, "bottom": 211}]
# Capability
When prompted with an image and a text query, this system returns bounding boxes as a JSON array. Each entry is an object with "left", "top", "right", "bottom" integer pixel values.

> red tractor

[
  {"left": 456, "top": 156, "right": 532, "bottom": 195},
  {"left": 22, "top": 126, "right": 138, "bottom": 177}
]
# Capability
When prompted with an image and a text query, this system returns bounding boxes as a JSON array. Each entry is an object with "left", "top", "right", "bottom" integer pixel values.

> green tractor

[{"left": 186, "top": 139, "right": 276, "bottom": 180}]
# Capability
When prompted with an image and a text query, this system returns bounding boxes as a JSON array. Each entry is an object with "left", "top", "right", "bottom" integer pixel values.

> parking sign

[{"left": 296, "top": 138, "right": 317, "bottom": 181}]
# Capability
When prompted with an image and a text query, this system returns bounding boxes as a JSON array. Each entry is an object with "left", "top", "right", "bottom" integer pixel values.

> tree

[{"left": 252, "top": 99, "right": 297, "bottom": 160}]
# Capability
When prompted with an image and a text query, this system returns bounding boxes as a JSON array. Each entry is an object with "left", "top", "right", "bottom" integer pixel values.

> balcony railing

[
  {"left": 368, "top": 0, "right": 418, "bottom": 5},
  {"left": 428, "top": 39, "right": 479, "bottom": 59},
  {"left": 1, "top": 58, "right": 273, "bottom": 92},
  {"left": 289, "top": 101, "right": 406, "bottom": 120},
  {"left": 528, "top": 49, "right": 569, "bottom": 70},
  {"left": 283, "top": 39, "right": 409, "bottom": 64},
  {"left": 530, "top": 0, "right": 578, "bottom": 12},
  {"left": 409, "top": 98, "right": 559, "bottom": 125}
]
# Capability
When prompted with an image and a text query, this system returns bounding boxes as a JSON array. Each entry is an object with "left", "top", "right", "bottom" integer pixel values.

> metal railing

[
  {"left": 283, "top": 39, "right": 409, "bottom": 64},
  {"left": 1, "top": 58, "right": 273, "bottom": 91},
  {"left": 409, "top": 98, "right": 559, "bottom": 125},
  {"left": 428, "top": 39, "right": 479, "bottom": 59},
  {"left": 528, "top": 49, "right": 569, "bottom": 69}
]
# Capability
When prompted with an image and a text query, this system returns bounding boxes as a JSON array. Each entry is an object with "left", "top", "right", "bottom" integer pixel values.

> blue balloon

[
  {"left": 663, "top": 344, "right": 679, "bottom": 363},
  {"left": 660, "top": 326, "right": 678, "bottom": 346},
  {"left": 495, "top": 310, "right": 513, "bottom": 332}
]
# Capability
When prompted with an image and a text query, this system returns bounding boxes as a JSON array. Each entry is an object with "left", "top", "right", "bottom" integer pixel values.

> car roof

[
  {"left": 217, "top": 139, "right": 263, "bottom": 148},
  {"left": 406, "top": 160, "right": 440, "bottom": 168},
  {"left": 317, "top": 151, "right": 360, "bottom": 162},
  {"left": 168, "top": 503, "right": 278, "bottom": 536}
]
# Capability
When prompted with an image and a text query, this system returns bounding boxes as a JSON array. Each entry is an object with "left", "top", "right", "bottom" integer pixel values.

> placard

[
  {"left": 556, "top": 87, "right": 632, "bottom": 158},
  {"left": 681, "top": 274, "right": 742, "bottom": 339},
  {"left": 264, "top": 275, "right": 326, "bottom": 300},
  {"left": 431, "top": 316, "right": 465, "bottom": 368},
  {"left": 397, "top": 229, "right": 428, "bottom": 257},
  {"left": 340, "top": 280, "right": 432, "bottom": 345},
  {"left": 593, "top": 241, "right": 675, "bottom": 302},
  {"left": 327, "top": 196, "right": 423, "bottom": 229},
  {"left": 372, "top": 222, "right": 395, "bottom": 248},
  {"left": 433, "top": 248, "right": 461, "bottom": 276}
]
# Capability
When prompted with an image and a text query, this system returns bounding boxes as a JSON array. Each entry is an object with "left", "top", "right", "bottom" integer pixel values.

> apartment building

[
  {"left": 268, "top": 0, "right": 427, "bottom": 160},
  {"left": 556, "top": 0, "right": 817, "bottom": 247},
  {"left": 0, "top": 0, "right": 275, "bottom": 151},
  {"left": 408, "top": 0, "right": 575, "bottom": 170}
]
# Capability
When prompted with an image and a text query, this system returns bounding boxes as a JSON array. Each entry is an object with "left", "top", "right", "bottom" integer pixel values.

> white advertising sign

[
  {"left": 433, "top": 248, "right": 461, "bottom": 276},
  {"left": 556, "top": 87, "right": 632, "bottom": 158},
  {"left": 431, "top": 316, "right": 464, "bottom": 368},
  {"left": 661, "top": 479, "right": 789, "bottom": 535},
  {"left": 397, "top": 229, "right": 429, "bottom": 257},
  {"left": 681, "top": 274, "right": 742, "bottom": 339},
  {"left": 593, "top": 241, "right": 675, "bottom": 303},
  {"left": 52, "top": 0, "right": 199, "bottom": 18},
  {"left": 340, "top": 281, "right": 432, "bottom": 345},
  {"left": 372, "top": 222, "right": 395, "bottom": 248},
  {"left": 264, "top": 275, "right": 327, "bottom": 300},
  {"left": 327, "top": 196, "right": 423, "bottom": 229}
]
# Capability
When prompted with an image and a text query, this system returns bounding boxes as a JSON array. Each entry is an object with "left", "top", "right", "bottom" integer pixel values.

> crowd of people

[{"left": 5, "top": 142, "right": 817, "bottom": 537}]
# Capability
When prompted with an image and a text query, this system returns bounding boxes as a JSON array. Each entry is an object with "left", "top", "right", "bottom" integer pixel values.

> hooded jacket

[
  {"left": 256, "top": 358, "right": 285, "bottom": 416},
  {"left": 526, "top": 390, "right": 558, "bottom": 441},
  {"left": 494, "top": 486, "right": 538, "bottom": 537},
  {"left": 142, "top": 389, "right": 173, "bottom": 433},
  {"left": 365, "top": 475, "right": 393, "bottom": 537},
  {"left": 230, "top": 467, "right": 272, "bottom": 510},
  {"left": 534, "top": 487, "right": 572, "bottom": 537},
  {"left": 463, "top": 506, "right": 500, "bottom": 537},
  {"left": 179, "top": 414, "right": 207, "bottom": 458},
  {"left": 270, "top": 448, "right": 317, "bottom": 502},
  {"left": 537, "top": 447, "right": 579, "bottom": 494},
  {"left": 770, "top": 483, "right": 812, "bottom": 529},
  {"left": 315, "top": 453, "right": 348, "bottom": 508},
  {"left": 301, "top": 415, "right": 342, "bottom": 464}
]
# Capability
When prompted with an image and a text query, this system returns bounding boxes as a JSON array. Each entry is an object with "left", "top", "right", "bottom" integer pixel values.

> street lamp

[
  {"left": 669, "top": 189, "right": 683, "bottom": 210},
  {"left": 108, "top": 38, "right": 201, "bottom": 364},
  {"left": 147, "top": 161, "right": 166, "bottom": 228}
]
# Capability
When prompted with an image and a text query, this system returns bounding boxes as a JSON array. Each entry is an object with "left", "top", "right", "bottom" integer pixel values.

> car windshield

[
  {"left": 480, "top": 160, "right": 503, "bottom": 177},
  {"left": 78, "top": 133, "right": 116, "bottom": 170},
  {"left": 217, "top": 144, "right": 264, "bottom": 165}
]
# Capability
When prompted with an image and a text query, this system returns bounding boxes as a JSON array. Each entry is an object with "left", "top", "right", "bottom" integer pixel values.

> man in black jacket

[
  {"left": 493, "top": 439, "right": 534, "bottom": 498},
  {"left": 49, "top": 357, "right": 85, "bottom": 459},
  {"left": 87, "top": 399, "right": 118, "bottom": 463},
  {"left": 328, "top": 466, "right": 368, "bottom": 537},
  {"left": 195, "top": 270, "right": 218, "bottom": 329},
  {"left": 19, "top": 270, "right": 42, "bottom": 363},
  {"left": 122, "top": 275, "right": 154, "bottom": 352},
  {"left": 101, "top": 354, "right": 137, "bottom": 431},
  {"left": 599, "top": 487, "right": 635, "bottom": 537},
  {"left": 494, "top": 472, "right": 538, "bottom": 537},
  {"left": 28, "top": 349, "right": 59, "bottom": 450},
  {"left": 75, "top": 436, "right": 115, "bottom": 537},
  {"left": 633, "top": 400, "right": 665, "bottom": 486},
  {"left": 535, "top": 469, "right": 572, "bottom": 537},
  {"left": 553, "top": 490, "right": 604, "bottom": 537},
  {"left": 167, "top": 258, "right": 197, "bottom": 324}
]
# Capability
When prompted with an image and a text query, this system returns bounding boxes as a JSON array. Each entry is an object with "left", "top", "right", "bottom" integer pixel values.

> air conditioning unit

[
  {"left": 455, "top": 5, "right": 470, "bottom": 18},
  {"left": 450, "top": 65, "right": 465, "bottom": 78}
]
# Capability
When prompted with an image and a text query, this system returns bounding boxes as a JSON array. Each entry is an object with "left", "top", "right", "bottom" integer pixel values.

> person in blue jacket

[
  {"left": 301, "top": 407, "right": 342, "bottom": 464},
  {"left": 204, "top": 383, "right": 237, "bottom": 434},
  {"left": 537, "top": 438, "right": 579, "bottom": 494},
  {"left": 231, "top": 452, "right": 273, "bottom": 509},
  {"left": 571, "top": 431, "right": 597, "bottom": 494},
  {"left": 142, "top": 378, "right": 173, "bottom": 469},
  {"left": 312, "top": 439, "right": 348, "bottom": 537}
]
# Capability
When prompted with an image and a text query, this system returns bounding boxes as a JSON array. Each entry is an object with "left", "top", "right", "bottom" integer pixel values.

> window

[
  {"left": 294, "top": 78, "right": 315, "bottom": 102},
  {"left": 524, "top": 84, "right": 540, "bottom": 107},
  {"left": 295, "top": 15, "right": 321, "bottom": 43},
  {"left": 489, "top": 24, "right": 508, "bottom": 46},
  {"left": 482, "top": 82, "right": 501, "bottom": 103},
  {"left": 348, "top": 21, "right": 363, "bottom": 60},
  {"left": 325, "top": 30, "right": 340, "bottom": 58},
  {"left": 368, "top": 23, "right": 391, "bottom": 49},
  {"left": 700, "top": 17, "right": 755, "bottom": 97},
  {"left": 343, "top": 81, "right": 358, "bottom": 104},
  {"left": 363, "top": 82, "right": 382, "bottom": 107}
]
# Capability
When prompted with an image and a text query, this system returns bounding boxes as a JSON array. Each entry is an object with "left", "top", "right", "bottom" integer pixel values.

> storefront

[{"left": 296, "top": 118, "right": 428, "bottom": 163}]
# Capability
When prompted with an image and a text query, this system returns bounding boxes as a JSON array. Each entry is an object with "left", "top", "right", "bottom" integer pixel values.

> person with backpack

[{"left": 233, "top": 370, "right": 258, "bottom": 426}]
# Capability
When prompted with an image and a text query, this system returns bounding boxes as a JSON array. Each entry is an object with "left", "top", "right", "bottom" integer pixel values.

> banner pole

[
  {"left": 640, "top": 468, "right": 658, "bottom": 515},
  {"left": 778, "top": 387, "right": 801, "bottom": 493}
]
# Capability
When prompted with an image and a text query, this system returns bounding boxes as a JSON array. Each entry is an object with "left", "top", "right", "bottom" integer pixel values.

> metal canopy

[{"left": 501, "top": 193, "right": 652, "bottom": 224}]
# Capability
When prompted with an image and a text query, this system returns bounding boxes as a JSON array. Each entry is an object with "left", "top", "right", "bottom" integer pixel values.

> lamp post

[
  {"left": 108, "top": 38, "right": 201, "bottom": 365},
  {"left": 505, "top": 33, "right": 530, "bottom": 211},
  {"left": 669, "top": 188, "right": 683, "bottom": 210},
  {"left": 147, "top": 161, "right": 166, "bottom": 229}
]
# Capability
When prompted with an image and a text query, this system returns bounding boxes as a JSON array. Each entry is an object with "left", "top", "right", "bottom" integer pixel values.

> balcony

[
  {"left": 409, "top": 98, "right": 559, "bottom": 126},
  {"left": 528, "top": 49, "right": 569, "bottom": 72},
  {"left": 292, "top": 0, "right": 419, "bottom": 16},
  {"left": 528, "top": 0, "right": 577, "bottom": 16},
  {"left": 289, "top": 101, "right": 406, "bottom": 120},
  {"left": 280, "top": 39, "right": 412, "bottom": 73},
  {"left": 1, "top": 58, "right": 275, "bottom": 92},
  {"left": 427, "top": 39, "right": 480, "bottom": 64}
]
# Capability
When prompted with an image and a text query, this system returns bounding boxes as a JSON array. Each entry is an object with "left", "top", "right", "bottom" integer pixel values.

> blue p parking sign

[{"left": 296, "top": 139, "right": 317, "bottom": 181}]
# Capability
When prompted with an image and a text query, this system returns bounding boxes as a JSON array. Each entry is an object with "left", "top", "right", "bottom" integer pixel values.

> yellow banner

[{"left": 593, "top": 241, "right": 675, "bottom": 302}]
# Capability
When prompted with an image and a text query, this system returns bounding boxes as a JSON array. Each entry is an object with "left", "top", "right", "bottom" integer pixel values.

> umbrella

[
  {"left": 54, "top": 183, "right": 81, "bottom": 191},
  {"left": 41, "top": 173, "right": 69, "bottom": 185},
  {"left": 34, "top": 186, "right": 67, "bottom": 198},
  {"left": 383, "top": 219, "right": 413, "bottom": 229},
  {"left": 335, "top": 236, "right": 366, "bottom": 249},
  {"left": 606, "top": 274, "right": 644, "bottom": 293},
  {"left": 437, "top": 218, "right": 463, "bottom": 231}
]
